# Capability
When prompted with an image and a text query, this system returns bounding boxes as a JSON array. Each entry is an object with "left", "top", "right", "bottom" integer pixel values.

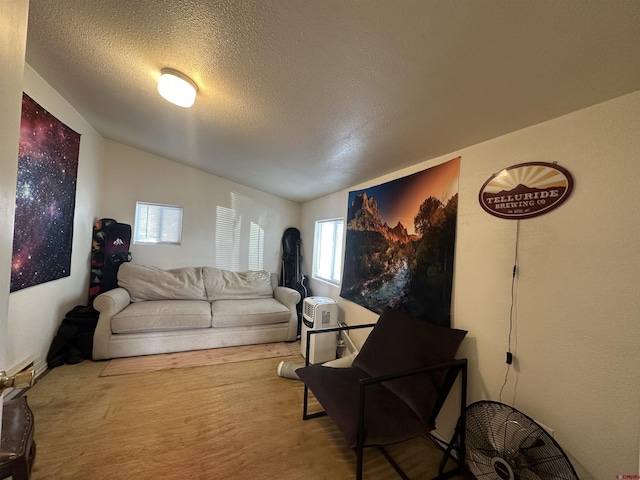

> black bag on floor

[{"left": 46, "top": 305, "right": 99, "bottom": 369}]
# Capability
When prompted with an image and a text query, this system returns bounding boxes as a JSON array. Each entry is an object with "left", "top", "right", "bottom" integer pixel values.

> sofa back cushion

[
  {"left": 117, "top": 263, "right": 207, "bottom": 302},
  {"left": 203, "top": 268, "right": 273, "bottom": 301}
]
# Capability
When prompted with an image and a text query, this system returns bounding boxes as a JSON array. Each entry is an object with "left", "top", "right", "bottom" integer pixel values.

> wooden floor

[{"left": 22, "top": 344, "right": 463, "bottom": 480}]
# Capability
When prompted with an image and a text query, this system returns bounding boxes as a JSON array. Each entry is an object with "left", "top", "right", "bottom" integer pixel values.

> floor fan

[{"left": 465, "top": 400, "right": 579, "bottom": 479}]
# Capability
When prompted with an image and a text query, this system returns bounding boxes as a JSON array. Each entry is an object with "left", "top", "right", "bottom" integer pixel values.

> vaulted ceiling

[{"left": 25, "top": 0, "right": 640, "bottom": 203}]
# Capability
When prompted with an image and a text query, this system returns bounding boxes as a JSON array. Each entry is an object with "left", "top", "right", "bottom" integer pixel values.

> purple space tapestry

[
  {"left": 10, "top": 93, "right": 81, "bottom": 292},
  {"left": 340, "top": 157, "right": 460, "bottom": 326}
]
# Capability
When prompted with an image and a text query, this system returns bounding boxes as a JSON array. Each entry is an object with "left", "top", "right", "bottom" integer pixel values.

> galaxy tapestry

[
  {"left": 10, "top": 93, "right": 81, "bottom": 292},
  {"left": 340, "top": 157, "right": 460, "bottom": 326}
]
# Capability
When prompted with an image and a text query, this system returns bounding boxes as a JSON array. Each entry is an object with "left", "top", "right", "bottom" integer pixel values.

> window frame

[
  {"left": 133, "top": 202, "right": 183, "bottom": 246},
  {"left": 312, "top": 217, "right": 344, "bottom": 286}
]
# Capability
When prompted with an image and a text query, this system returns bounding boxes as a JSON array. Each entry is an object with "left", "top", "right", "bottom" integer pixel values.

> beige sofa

[{"left": 92, "top": 263, "right": 301, "bottom": 360}]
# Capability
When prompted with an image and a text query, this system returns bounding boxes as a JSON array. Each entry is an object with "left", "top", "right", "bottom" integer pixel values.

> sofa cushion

[
  {"left": 118, "top": 263, "right": 206, "bottom": 302},
  {"left": 112, "top": 300, "right": 212, "bottom": 334},
  {"left": 210, "top": 298, "right": 289, "bottom": 328},
  {"left": 203, "top": 268, "right": 273, "bottom": 301}
]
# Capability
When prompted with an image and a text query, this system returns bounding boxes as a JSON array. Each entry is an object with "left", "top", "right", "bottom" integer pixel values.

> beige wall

[
  {"left": 6, "top": 64, "right": 104, "bottom": 375},
  {"left": 302, "top": 91, "right": 640, "bottom": 479},
  {"left": 98, "top": 140, "right": 301, "bottom": 273}
]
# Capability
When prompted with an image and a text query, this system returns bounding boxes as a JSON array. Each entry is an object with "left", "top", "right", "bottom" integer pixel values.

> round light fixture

[{"left": 157, "top": 68, "right": 198, "bottom": 108}]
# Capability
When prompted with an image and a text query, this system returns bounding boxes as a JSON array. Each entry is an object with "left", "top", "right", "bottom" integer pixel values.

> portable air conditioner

[{"left": 301, "top": 296, "right": 338, "bottom": 364}]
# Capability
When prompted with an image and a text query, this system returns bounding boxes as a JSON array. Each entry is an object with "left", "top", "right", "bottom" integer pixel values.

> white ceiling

[{"left": 25, "top": 0, "right": 640, "bottom": 203}]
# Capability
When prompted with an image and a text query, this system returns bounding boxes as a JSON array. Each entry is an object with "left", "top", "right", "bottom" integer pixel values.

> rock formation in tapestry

[{"left": 340, "top": 157, "right": 460, "bottom": 326}]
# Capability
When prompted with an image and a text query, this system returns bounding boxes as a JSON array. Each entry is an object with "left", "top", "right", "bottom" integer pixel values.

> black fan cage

[{"left": 465, "top": 400, "right": 579, "bottom": 480}]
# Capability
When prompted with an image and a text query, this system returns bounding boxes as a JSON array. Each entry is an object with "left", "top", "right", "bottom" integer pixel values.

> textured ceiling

[{"left": 25, "top": 0, "right": 640, "bottom": 203}]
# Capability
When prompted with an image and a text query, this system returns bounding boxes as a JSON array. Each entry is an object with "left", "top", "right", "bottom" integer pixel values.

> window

[
  {"left": 248, "top": 222, "right": 265, "bottom": 271},
  {"left": 134, "top": 202, "right": 183, "bottom": 245},
  {"left": 215, "top": 205, "right": 241, "bottom": 271},
  {"left": 313, "top": 218, "right": 344, "bottom": 285}
]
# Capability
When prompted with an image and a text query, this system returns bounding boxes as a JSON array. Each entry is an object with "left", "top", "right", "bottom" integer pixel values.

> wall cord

[{"left": 499, "top": 219, "right": 520, "bottom": 403}]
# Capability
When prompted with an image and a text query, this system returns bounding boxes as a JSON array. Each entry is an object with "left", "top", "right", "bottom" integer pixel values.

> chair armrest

[
  {"left": 304, "top": 323, "right": 376, "bottom": 365},
  {"left": 306, "top": 323, "right": 377, "bottom": 336}
]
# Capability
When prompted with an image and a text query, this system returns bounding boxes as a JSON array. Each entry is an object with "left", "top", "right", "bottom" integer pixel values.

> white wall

[
  {"left": 302, "top": 91, "right": 640, "bottom": 479},
  {"left": 5, "top": 67, "right": 300, "bottom": 376},
  {"left": 98, "top": 140, "right": 301, "bottom": 273},
  {"left": 1, "top": 1, "right": 29, "bottom": 382},
  {"left": 6, "top": 64, "right": 104, "bottom": 375}
]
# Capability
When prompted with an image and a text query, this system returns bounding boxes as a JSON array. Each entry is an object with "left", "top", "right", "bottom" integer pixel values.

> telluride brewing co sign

[{"left": 479, "top": 162, "right": 573, "bottom": 220}]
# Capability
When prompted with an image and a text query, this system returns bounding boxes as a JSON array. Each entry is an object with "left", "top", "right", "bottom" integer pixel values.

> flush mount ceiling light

[{"left": 157, "top": 68, "right": 198, "bottom": 108}]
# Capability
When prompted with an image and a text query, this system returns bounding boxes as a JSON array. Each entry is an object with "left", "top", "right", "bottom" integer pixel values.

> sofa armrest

[
  {"left": 273, "top": 286, "right": 301, "bottom": 307},
  {"left": 273, "top": 286, "right": 301, "bottom": 341},
  {"left": 92, "top": 288, "right": 131, "bottom": 360},
  {"left": 94, "top": 287, "right": 131, "bottom": 315}
]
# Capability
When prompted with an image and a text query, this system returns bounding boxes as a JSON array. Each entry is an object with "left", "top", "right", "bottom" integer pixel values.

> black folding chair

[{"left": 297, "top": 307, "right": 468, "bottom": 480}]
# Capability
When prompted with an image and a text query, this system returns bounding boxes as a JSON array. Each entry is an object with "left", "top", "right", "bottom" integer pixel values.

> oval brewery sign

[{"left": 479, "top": 162, "right": 573, "bottom": 220}]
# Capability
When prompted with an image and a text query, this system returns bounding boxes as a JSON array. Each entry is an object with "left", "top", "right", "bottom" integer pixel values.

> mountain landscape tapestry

[
  {"left": 340, "top": 157, "right": 460, "bottom": 326},
  {"left": 10, "top": 93, "right": 81, "bottom": 292}
]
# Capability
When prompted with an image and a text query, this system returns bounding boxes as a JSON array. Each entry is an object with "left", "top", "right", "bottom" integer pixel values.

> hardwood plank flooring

[
  {"left": 100, "top": 342, "right": 293, "bottom": 377},
  {"left": 22, "top": 344, "right": 463, "bottom": 479}
]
